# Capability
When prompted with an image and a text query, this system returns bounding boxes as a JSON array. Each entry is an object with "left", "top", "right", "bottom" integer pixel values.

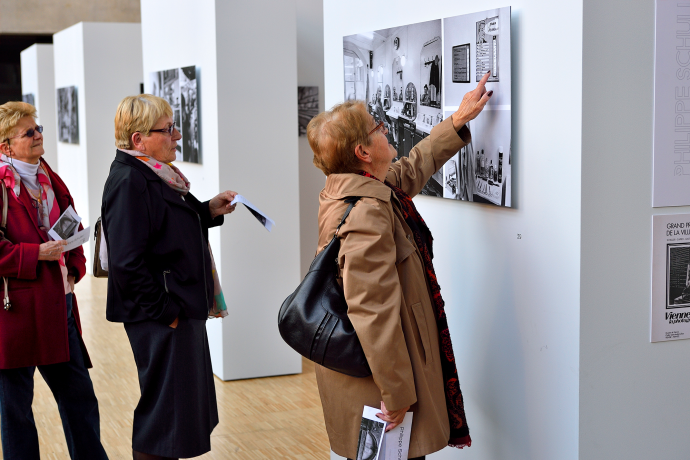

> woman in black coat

[{"left": 102, "top": 95, "right": 237, "bottom": 460}]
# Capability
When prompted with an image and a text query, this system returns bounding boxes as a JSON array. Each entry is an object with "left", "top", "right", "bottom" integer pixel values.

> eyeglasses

[
  {"left": 4, "top": 125, "right": 43, "bottom": 144},
  {"left": 149, "top": 124, "right": 178, "bottom": 136},
  {"left": 368, "top": 121, "right": 387, "bottom": 137}
]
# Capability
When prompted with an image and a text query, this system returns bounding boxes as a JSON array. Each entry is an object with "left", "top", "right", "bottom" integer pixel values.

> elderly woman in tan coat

[{"left": 306, "top": 72, "right": 493, "bottom": 460}]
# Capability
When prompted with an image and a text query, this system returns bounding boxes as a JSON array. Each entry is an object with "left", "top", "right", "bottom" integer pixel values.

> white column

[
  {"left": 141, "top": 0, "right": 302, "bottom": 380},
  {"left": 20, "top": 44, "right": 57, "bottom": 170},
  {"left": 53, "top": 22, "right": 143, "bottom": 273}
]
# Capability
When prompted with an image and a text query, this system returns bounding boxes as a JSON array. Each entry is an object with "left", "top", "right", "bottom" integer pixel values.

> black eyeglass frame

[
  {"left": 3, "top": 125, "right": 43, "bottom": 145},
  {"left": 148, "top": 123, "right": 178, "bottom": 136}
]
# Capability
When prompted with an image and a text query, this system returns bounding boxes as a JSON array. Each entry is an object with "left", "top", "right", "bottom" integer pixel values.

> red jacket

[{"left": 0, "top": 158, "right": 89, "bottom": 369}]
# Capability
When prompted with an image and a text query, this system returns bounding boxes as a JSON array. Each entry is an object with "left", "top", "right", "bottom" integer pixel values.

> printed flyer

[{"left": 651, "top": 213, "right": 690, "bottom": 341}]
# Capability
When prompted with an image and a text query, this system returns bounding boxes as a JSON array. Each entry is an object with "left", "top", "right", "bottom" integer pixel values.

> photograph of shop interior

[{"left": 343, "top": 7, "right": 511, "bottom": 206}]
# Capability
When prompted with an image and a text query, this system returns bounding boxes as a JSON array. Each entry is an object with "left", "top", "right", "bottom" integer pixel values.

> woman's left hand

[
  {"left": 377, "top": 401, "right": 410, "bottom": 432},
  {"left": 209, "top": 190, "right": 238, "bottom": 219}
]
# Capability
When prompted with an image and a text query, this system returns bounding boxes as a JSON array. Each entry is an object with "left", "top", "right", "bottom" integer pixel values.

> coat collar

[
  {"left": 322, "top": 173, "right": 393, "bottom": 202},
  {"left": 115, "top": 149, "right": 195, "bottom": 213}
]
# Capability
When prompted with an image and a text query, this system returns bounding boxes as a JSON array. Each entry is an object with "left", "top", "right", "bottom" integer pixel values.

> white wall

[
  {"left": 296, "top": 0, "right": 327, "bottom": 276},
  {"left": 53, "top": 22, "right": 142, "bottom": 271},
  {"left": 580, "top": 0, "right": 690, "bottom": 458},
  {"left": 325, "top": 1, "right": 582, "bottom": 459},
  {"left": 141, "top": 0, "right": 302, "bottom": 380},
  {"left": 20, "top": 44, "right": 57, "bottom": 169}
]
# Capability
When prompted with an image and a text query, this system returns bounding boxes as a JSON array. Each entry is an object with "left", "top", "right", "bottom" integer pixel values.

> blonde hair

[
  {"left": 307, "top": 100, "right": 372, "bottom": 176},
  {"left": 0, "top": 102, "right": 37, "bottom": 142},
  {"left": 114, "top": 94, "right": 173, "bottom": 149}
]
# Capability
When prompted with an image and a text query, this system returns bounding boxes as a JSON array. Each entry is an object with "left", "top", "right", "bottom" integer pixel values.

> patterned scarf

[
  {"left": 120, "top": 149, "right": 227, "bottom": 318},
  {"left": 0, "top": 158, "right": 71, "bottom": 293},
  {"left": 359, "top": 171, "right": 470, "bottom": 449}
]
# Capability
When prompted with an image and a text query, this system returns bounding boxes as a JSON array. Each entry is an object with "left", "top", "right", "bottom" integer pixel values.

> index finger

[{"left": 476, "top": 71, "right": 491, "bottom": 91}]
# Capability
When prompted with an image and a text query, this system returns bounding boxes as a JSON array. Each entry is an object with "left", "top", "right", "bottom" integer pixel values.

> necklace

[{"left": 27, "top": 187, "right": 42, "bottom": 204}]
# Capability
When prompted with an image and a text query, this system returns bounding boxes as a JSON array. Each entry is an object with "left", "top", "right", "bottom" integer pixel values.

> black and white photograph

[
  {"left": 48, "top": 205, "right": 81, "bottom": 241},
  {"left": 444, "top": 7, "right": 512, "bottom": 207},
  {"left": 298, "top": 86, "right": 319, "bottom": 136},
  {"left": 149, "top": 66, "right": 200, "bottom": 163},
  {"left": 22, "top": 93, "right": 35, "bottom": 106},
  {"left": 667, "top": 243, "right": 690, "bottom": 308},
  {"left": 57, "top": 86, "right": 79, "bottom": 144},
  {"left": 356, "top": 416, "right": 385, "bottom": 460},
  {"left": 342, "top": 8, "right": 511, "bottom": 204},
  {"left": 343, "top": 18, "right": 443, "bottom": 197}
]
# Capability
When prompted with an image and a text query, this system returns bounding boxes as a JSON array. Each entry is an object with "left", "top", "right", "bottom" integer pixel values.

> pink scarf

[
  {"left": 0, "top": 158, "right": 71, "bottom": 293},
  {"left": 119, "top": 149, "right": 227, "bottom": 318}
]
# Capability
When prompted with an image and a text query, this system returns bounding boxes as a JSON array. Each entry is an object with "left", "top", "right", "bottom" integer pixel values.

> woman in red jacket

[{"left": 0, "top": 101, "right": 108, "bottom": 459}]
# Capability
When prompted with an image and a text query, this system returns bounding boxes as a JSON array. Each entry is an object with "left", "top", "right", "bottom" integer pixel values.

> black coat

[{"left": 102, "top": 150, "right": 223, "bottom": 325}]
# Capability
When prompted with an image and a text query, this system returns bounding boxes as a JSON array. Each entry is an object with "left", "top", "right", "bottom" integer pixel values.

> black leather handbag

[{"left": 278, "top": 197, "right": 371, "bottom": 378}]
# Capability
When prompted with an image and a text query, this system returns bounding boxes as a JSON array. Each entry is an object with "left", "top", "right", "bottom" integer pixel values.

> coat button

[{"left": 407, "top": 234, "right": 412, "bottom": 241}]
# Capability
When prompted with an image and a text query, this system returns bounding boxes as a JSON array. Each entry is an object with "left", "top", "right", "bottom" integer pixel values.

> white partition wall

[
  {"left": 141, "top": 0, "right": 302, "bottom": 380},
  {"left": 53, "top": 22, "right": 143, "bottom": 271},
  {"left": 325, "top": 1, "right": 582, "bottom": 460},
  {"left": 20, "top": 44, "right": 57, "bottom": 169}
]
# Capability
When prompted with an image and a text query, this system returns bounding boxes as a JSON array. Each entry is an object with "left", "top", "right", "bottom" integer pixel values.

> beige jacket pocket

[{"left": 410, "top": 301, "right": 433, "bottom": 366}]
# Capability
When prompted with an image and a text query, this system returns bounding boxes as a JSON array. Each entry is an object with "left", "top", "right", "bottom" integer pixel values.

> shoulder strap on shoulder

[{"left": 334, "top": 196, "right": 361, "bottom": 237}]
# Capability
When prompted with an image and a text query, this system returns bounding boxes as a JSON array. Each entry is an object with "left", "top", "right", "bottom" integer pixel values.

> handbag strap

[
  {"left": 334, "top": 196, "right": 361, "bottom": 237},
  {"left": 0, "top": 182, "right": 10, "bottom": 310}
]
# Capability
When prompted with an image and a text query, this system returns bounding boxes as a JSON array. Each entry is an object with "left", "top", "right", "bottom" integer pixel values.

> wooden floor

[{"left": 0, "top": 275, "right": 330, "bottom": 459}]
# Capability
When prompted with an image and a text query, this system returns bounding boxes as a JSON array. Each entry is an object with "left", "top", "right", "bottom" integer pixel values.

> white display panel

[{"left": 653, "top": 0, "right": 690, "bottom": 207}]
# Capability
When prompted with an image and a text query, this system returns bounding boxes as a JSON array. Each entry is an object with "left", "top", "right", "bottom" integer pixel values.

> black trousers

[{"left": 0, "top": 293, "right": 108, "bottom": 460}]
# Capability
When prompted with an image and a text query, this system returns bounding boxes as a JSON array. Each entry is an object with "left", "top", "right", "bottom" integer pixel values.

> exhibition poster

[
  {"left": 56, "top": 86, "right": 79, "bottom": 145},
  {"left": 651, "top": 213, "right": 690, "bottom": 342},
  {"left": 342, "top": 6, "right": 511, "bottom": 207},
  {"left": 653, "top": 0, "right": 690, "bottom": 207},
  {"left": 148, "top": 66, "right": 200, "bottom": 163}
]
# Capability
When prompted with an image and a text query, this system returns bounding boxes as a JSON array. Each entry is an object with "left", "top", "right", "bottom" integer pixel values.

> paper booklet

[
  {"left": 230, "top": 194, "right": 275, "bottom": 232},
  {"left": 356, "top": 406, "right": 413, "bottom": 460},
  {"left": 46, "top": 205, "right": 90, "bottom": 252}
]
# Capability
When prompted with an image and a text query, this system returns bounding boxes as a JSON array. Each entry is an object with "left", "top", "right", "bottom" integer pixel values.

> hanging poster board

[
  {"left": 651, "top": 213, "right": 690, "bottom": 341},
  {"left": 653, "top": 0, "right": 690, "bottom": 207}
]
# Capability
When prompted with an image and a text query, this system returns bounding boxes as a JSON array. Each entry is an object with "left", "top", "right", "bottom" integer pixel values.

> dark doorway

[{"left": 0, "top": 34, "right": 53, "bottom": 105}]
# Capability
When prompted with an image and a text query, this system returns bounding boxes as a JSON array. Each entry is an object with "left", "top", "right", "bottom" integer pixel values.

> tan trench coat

[{"left": 315, "top": 117, "right": 471, "bottom": 458}]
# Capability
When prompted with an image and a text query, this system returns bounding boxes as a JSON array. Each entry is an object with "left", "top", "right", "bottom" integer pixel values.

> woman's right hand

[
  {"left": 169, "top": 317, "right": 179, "bottom": 329},
  {"left": 38, "top": 241, "right": 67, "bottom": 261},
  {"left": 452, "top": 70, "right": 493, "bottom": 130}
]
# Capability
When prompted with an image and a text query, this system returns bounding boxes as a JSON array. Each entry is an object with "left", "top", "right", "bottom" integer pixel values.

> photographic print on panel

[
  {"left": 667, "top": 243, "right": 690, "bottom": 308},
  {"left": 22, "top": 93, "right": 35, "bottom": 106},
  {"left": 57, "top": 86, "right": 79, "bottom": 144},
  {"left": 298, "top": 86, "right": 319, "bottom": 136},
  {"left": 148, "top": 66, "right": 201, "bottom": 163},
  {"left": 343, "top": 19, "right": 443, "bottom": 198},
  {"left": 342, "top": 7, "right": 511, "bottom": 206}
]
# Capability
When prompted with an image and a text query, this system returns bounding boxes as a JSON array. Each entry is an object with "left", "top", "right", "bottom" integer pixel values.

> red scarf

[{"left": 359, "top": 171, "right": 471, "bottom": 448}]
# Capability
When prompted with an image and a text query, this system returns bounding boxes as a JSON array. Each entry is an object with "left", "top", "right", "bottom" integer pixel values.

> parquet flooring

[{"left": 0, "top": 275, "right": 330, "bottom": 459}]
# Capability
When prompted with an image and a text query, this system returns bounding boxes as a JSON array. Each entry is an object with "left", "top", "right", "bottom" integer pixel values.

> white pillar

[
  {"left": 20, "top": 44, "right": 57, "bottom": 170},
  {"left": 141, "top": 0, "right": 302, "bottom": 380},
  {"left": 53, "top": 22, "right": 143, "bottom": 273}
]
